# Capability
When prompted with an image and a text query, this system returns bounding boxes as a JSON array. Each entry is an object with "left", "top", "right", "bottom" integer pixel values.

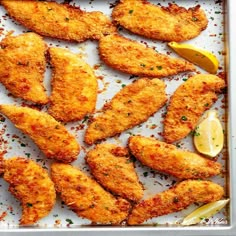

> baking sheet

[{"left": 0, "top": 0, "right": 230, "bottom": 230}]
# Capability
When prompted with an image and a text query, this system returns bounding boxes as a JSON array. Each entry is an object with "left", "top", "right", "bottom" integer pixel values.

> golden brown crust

[
  {"left": 128, "top": 136, "right": 222, "bottom": 179},
  {"left": 163, "top": 74, "right": 226, "bottom": 143},
  {"left": 112, "top": 0, "right": 208, "bottom": 42},
  {"left": 86, "top": 143, "right": 143, "bottom": 202},
  {"left": 99, "top": 34, "right": 195, "bottom": 77},
  {"left": 0, "top": 32, "right": 48, "bottom": 104},
  {"left": 0, "top": 105, "right": 80, "bottom": 163},
  {"left": 48, "top": 47, "right": 98, "bottom": 122},
  {"left": 3, "top": 157, "right": 56, "bottom": 225},
  {"left": 128, "top": 180, "right": 224, "bottom": 225},
  {"left": 0, "top": 0, "right": 116, "bottom": 42},
  {"left": 0, "top": 153, "right": 4, "bottom": 175},
  {"left": 85, "top": 78, "right": 167, "bottom": 145},
  {"left": 51, "top": 163, "right": 131, "bottom": 224}
]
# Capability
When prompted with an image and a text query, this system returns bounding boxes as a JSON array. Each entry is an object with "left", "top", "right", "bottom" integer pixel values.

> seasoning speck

[{"left": 181, "top": 116, "right": 188, "bottom": 121}]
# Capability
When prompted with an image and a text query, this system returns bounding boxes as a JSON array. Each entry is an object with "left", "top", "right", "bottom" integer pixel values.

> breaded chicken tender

[
  {"left": 0, "top": 105, "right": 80, "bottom": 163},
  {"left": 0, "top": 0, "right": 116, "bottom": 42},
  {"left": 86, "top": 143, "right": 143, "bottom": 202},
  {"left": 128, "top": 136, "right": 221, "bottom": 179},
  {"left": 99, "top": 34, "right": 195, "bottom": 78},
  {"left": 112, "top": 0, "right": 208, "bottom": 42},
  {"left": 51, "top": 163, "right": 131, "bottom": 224},
  {"left": 48, "top": 47, "right": 98, "bottom": 122},
  {"left": 85, "top": 78, "right": 167, "bottom": 145},
  {"left": 0, "top": 33, "right": 48, "bottom": 104},
  {"left": 163, "top": 74, "right": 226, "bottom": 143},
  {"left": 128, "top": 180, "right": 224, "bottom": 225},
  {"left": 1, "top": 157, "right": 56, "bottom": 225}
]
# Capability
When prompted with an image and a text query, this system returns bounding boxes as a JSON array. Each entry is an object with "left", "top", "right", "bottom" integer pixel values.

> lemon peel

[{"left": 168, "top": 42, "right": 219, "bottom": 74}]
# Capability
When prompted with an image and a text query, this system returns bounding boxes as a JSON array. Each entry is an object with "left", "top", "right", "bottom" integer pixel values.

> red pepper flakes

[
  {"left": 54, "top": 219, "right": 61, "bottom": 227},
  {"left": 93, "top": 64, "right": 102, "bottom": 70}
]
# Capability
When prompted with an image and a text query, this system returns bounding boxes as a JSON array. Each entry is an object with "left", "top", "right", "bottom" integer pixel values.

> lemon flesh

[
  {"left": 181, "top": 199, "right": 229, "bottom": 226},
  {"left": 168, "top": 42, "right": 219, "bottom": 74},
  {"left": 193, "top": 110, "right": 224, "bottom": 158}
]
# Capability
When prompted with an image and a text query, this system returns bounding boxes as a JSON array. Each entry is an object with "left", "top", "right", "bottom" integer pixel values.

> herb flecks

[
  {"left": 82, "top": 115, "right": 89, "bottom": 123},
  {"left": 192, "top": 126, "right": 200, "bottom": 136},
  {"left": 25, "top": 153, "right": 31, "bottom": 158},
  {"left": 173, "top": 197, "right": 179, "bottom": 203},
  {"left": 129, "top": 9, "right": 134, "bottom": 14},
  {"left": 143, "top": 172, "right": 148, "bottom": 177},
  {"left": 176, "top": 143, "right": 181, "bottom": 148},
  {"left": 181, "top": 116, "right": 188, "bottom": 121},
  {"left": 66, "top": 219, "right": 73, "bottom": 224},
  {"left": 26, "top": 203, "right": 33, "bottom": 207}
]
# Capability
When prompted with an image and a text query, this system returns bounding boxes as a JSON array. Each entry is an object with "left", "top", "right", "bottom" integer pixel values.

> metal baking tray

[{"left": 0, "top": 0, "right": 235, "bottom": 235}]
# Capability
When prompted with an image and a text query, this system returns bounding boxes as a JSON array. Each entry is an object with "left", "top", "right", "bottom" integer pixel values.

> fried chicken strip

[
  {"left": 86, "top": 143, "right": 143, "bottom": 202},
  {"left": 1, "top": 157, "right": 56, "bottom": 225},
  {"left": 163, "top": 74, "right": 226, "bottom": 143},
  {"left": 0, "top": 105, "right": 80, "bottom": 163},
  {"left": 99, "top": 34, "right": 195, "bottom": 77},
  {"left": 112, "top": 0, "right": 208, "bottom": 42},
  {"left": 128, "top": 180, "right": 224, "bottom": 225},
  {"left": 48, "top": 47, "right": 98, "bottom": 122},
  {"left": 0, "top": 33, "right": 48, "bottom": 104},
  {"left": 85, "top": 78, "right": 167, "bottom": 145},
  {"left": 128, "top": 136, "right": 221, "bottom": 179},
  {"left": 51, "top": 162, "right": 131, "bottom": 224},
  {"left": 0, "top": 0, "right": 116, "bottom": 42}
]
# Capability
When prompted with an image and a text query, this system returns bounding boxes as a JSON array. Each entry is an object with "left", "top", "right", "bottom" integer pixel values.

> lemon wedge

[
  {"left": 168, "top": 42, "right": 219, "bottom": 74},
  {"left": 181, "top": 199, "right": 229, "bottom": 226},
  {"left": 193, "top": 110, "right": 224, "bottom": 157}
]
